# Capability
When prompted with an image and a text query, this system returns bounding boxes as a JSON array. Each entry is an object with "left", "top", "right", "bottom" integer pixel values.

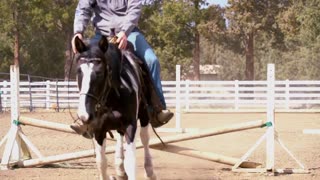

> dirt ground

[{"left": 0, "top": 111, "right": 320, "bottom": 180}]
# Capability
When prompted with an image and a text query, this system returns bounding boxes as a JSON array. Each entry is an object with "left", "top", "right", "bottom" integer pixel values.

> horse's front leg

[
  {"left": 115, "top": 133, "right": 127, "bottom": 179},
  {"left": 140, "top": 124, "right": 156, "bottom": 180},
  {"left": 124, "top": 124, "right": 137, "bottom": 180},
  {"left": 93, "top": 137, "right": 110, "bottom": 180}
]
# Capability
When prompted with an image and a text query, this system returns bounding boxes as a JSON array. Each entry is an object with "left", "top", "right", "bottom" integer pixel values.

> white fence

[{"left": 1, "top": 79, "right": 320, "bottom": 112}]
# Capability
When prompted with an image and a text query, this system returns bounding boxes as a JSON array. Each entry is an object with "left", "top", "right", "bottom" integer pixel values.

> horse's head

[{"left": 75, "top": 36, "right": 109, "bottom": 123}]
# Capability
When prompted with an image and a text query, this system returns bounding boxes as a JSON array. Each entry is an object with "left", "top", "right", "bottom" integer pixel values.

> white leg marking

[
  {"left": 124, "top": 141, "right": 137, "bottom": 180},
  {"left": 93, "top": 138, "right": 109, "bottom": 180},
  {"left": 140, "top": 125, "right": 156, "bottom": 180},
  {"left": 115, "top": 134, "right": 126, "bottom": 177},
  {"left": 77, "top": 63, "right": 94, "bottom": 121}
]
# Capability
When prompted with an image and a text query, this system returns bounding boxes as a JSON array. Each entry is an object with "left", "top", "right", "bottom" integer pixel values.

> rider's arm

[
  {"left": 74, "top": 0, "right": 95, "bottom": 35},
  {"left": 121, "top": 0, "right": 142, "bottom": 36}
]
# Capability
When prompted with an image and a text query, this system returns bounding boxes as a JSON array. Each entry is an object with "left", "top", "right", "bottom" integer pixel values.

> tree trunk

[
  {"left": 193, "top": 31, "right": 200, "bottom": 80},
  {"left": 13, "top": 7, "right": 20, "bottom": 67},
  {"left": 245, "top": 31, "right": 254, "bottom": 80},
  {"left": 64, "top": 33, "right": 73, "bottom": 80}
]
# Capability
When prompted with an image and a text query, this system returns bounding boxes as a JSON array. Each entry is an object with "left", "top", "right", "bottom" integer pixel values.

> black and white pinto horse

[{"left": 74, "top": 36, "right": 156, "bottom": 180}]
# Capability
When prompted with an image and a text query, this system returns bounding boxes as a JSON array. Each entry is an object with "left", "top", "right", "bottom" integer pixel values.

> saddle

[{"left": 108, "top": 36, "right": 165, "bottom": 127}]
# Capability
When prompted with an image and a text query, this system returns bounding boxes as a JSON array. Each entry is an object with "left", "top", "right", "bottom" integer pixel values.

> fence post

[
  {"left": 0, "top": 86, "right": 2, "bottom": 113},
  {"left": 234, "top": 80, "right": 239, "bottom": 110},
  {"left": 55, "top": 80, "right": 59, "bottom": 112},
  {"left": 46, "top": 80, "right": 50, "bottom": 110},
  {"left": 175, "top": 65, "right": 181, "bottom": 130},
  {"left": 28, "top": 75, "right": 33, "bottom": 112},
  {"left": 285, "top": 79, "right": 289, "bottom": 110},
  {"left": 185, "top": 79, "right": 190, "bottom": 111},
  {"left": 3, "top": 81, "right": 8, "bottom": 109}
]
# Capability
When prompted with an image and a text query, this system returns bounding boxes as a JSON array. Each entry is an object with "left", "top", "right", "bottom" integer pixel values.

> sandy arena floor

[{"left": 0, "top": 111, "right": 320, "bottom": 180}]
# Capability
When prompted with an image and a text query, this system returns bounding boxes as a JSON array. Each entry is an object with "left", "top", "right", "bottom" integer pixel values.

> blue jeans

[
  {"left": 127, "top": 30, "right": 166, "bottom": 109},
  {"left": 91, "top": 31, "right": 167, "bottom": 109}
]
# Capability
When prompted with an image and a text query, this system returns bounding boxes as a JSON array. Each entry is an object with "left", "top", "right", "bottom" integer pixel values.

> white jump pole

[
  {"left": 19, "top": 116, "right": 76, "bottom": 134},
  {"left": 149, "top": 120, "right": 266, "bottom": 146},
  {"left": 19, "top": 119, "right": 266, "bottom": 167},
  {"left": 18, "top": 116, "right": 115, "bottom": 141},
  {"left": 303, "top": 129, "right": 320, "bottom": 134},
  {"left": 153, "top": 145, "right": 261, "bottom": 168}
]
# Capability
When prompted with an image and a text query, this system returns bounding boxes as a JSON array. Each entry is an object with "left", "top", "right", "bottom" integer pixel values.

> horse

[{"left": 74, "top": 35, "right": 157, "bottom": 180}]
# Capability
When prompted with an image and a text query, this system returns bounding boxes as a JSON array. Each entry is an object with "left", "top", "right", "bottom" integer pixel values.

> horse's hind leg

[
  {"left": 115, "top": 133, "right": 128, "bottom": 180},
  {"left": 140, "top": 124, "right": 156, "bottom": 180}
]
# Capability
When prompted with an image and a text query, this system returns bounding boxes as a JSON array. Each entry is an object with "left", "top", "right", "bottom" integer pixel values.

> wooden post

[
  {"left": 28, "top": 75, "right": 33, "bottom": 112},
  {"left": 3, "top": 80, "right": 8, "bottom": 109},
  {"left": 1, "top": 65, "right": 21, "bottom": 169},
  {"left": 234, "top": 80, "right": 239, "bottom": 110},
  {"left": 185, "top": 79, "right": 190, "bottom": 111},
  {"left": 0, "top": 86, "right": 2, "bottom": 112},
  {"left": 285, "top": 79, "right": 289, "bottom": 110},
  {"left": 266, "top": 64, "right": 275, "bottom": 171},
  {"left": 46, "top": 80, "right": 50, "bottom": 110},
  {"left": 175, "top": 65, "right": 181, "bottom": 130}
]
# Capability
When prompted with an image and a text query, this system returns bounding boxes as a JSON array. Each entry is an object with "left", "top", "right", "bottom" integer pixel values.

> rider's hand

[
  {"left": 116, "top": 31, "right": 127, "bottom": 50},
  {"left": 71, "top": 33, "right": 83, "bottom": 53}
]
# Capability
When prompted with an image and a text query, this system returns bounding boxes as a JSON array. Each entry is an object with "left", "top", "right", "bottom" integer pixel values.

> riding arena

[{"left": 1, "top": 64, "right": 320, "bottom": 179}]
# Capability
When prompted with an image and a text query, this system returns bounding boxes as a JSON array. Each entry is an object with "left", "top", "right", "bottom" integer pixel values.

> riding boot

[{"left": 70, "top": 120, "right": 93, "bottom": 139}]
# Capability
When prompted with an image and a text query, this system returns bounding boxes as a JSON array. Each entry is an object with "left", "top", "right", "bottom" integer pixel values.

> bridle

[{"left": 78, "top": 56, "right": 113, "bottom": 114}]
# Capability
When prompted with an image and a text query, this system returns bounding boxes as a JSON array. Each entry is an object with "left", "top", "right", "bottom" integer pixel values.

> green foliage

[
  {"left": 141, "top": 0, "right": 196, "bottom": 80},
  {"left": 0, "top": 0, "right": 77, "bottom": 78},
  {"left": 0, "top": 0, "right": 320, "bottom": 81}
]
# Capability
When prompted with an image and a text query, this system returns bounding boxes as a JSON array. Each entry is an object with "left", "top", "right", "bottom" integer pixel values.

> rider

[{"left": 70, "top": 0, "right": 174, "bottom": 136}]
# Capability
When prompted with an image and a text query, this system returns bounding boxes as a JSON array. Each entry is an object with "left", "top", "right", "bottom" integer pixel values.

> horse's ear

[
  {"left": 99, "top": 36, "right": 109, "bottom": 53},
  {"left": 74, "top": 36, "right": 87, "bottom": 53}
]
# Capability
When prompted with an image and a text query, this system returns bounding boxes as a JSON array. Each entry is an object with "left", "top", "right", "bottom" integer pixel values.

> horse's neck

[{"left": 107, "top": 45, "right": 122, "bottom": 88}]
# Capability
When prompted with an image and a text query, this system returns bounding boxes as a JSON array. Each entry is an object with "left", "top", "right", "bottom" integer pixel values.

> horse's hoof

[{"left": 144, "top": 173, "right": 157, "bottom": 180}]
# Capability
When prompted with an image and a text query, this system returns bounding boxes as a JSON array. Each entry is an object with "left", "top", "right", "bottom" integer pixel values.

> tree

[
  {"left": 0, "top": 0, "right": 28, "bottom": 68},
  {"left": 141, "top": 0, "right": 226, "bottom": 80},
  {"left": 25, "top": 0, "right": 77, "bottom": 79},
  {"left": 226, "top": 0, "right": 288, "bottom": 80},
  {"left": 141, "top": 0, "right": 195, "bottom": 80},
  {"left": 277, "top": 0, "right": 320, "bottom": 80}
]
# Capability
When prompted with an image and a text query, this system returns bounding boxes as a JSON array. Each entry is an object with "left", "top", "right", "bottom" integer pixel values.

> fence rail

[{"left": 1, "top": 79, "right": 320, "bottom": 112}]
